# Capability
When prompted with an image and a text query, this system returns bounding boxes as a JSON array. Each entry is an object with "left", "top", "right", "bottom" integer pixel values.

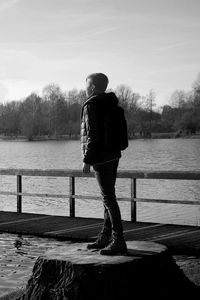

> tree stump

[{"left": 18, "top": 241, "right": 199, "bottom": 300}]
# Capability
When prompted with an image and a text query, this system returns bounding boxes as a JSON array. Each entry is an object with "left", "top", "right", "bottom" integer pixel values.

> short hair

[{"left": 86, "top": 73, "right": 109, "bottom": 92}]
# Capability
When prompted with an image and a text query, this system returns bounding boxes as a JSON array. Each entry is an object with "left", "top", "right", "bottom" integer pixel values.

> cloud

[
  {"left": 0, "top": 83, "right": 8, "bottom": 101},
  {"left": 0, "top": 0, "right": 20, "bottom": 12},
  {"left": 0, "top": 48, "right": 104, "bottom": 101},
  {"left": 0, "top": 48, "right": 102, "bottom": 82}
]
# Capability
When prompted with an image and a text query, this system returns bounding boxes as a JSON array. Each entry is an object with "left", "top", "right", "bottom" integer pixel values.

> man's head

[{"left": 86, "top": 73, "right": 109, "bottom": 97}]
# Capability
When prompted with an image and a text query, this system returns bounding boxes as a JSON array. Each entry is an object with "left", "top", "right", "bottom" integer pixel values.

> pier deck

[{"left": 0, "top": 211, "right": 200, "bottom": 254}]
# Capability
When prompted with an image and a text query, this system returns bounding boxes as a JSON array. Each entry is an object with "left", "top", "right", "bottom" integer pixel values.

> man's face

[{"left": 86, "top": 78, "right": 94, "bottom": 97}]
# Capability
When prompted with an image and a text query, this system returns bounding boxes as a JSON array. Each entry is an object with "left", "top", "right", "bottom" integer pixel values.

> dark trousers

[{"left": 93, "top": 159, "right": 124, "bottom": 239}]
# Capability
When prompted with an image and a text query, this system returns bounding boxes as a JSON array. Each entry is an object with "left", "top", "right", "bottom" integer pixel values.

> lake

[
  {"left": 0, "top": 138, "right": 200, "bottom": 226},
  {"left": 0, "top": 138, "right": 200, "bottom": 297}
]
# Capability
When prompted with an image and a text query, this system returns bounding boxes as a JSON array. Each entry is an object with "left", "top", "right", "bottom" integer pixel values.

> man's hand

[{"left": 82, "top": 163, "right": 91, "bottom": 173}]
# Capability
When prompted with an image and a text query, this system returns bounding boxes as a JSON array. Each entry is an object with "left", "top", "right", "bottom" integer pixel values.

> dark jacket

[{"left": 81, "top": 92, "right": 121, "bottom": 165}]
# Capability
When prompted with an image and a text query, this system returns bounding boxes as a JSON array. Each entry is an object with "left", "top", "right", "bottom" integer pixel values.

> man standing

[{"left": 81, "top": 73, "right": 127, "bottom": 255}]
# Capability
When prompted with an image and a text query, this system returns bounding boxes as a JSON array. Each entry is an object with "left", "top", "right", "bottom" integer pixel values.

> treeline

[
  {"left": 0, "top": 73, "right": 200, "bottom": 140},
  {"left": 0, "top": 84, "right": 85, "bottom": 140},
  {"left": 161, "top": 73, "right": 200, "bottom": 136}
]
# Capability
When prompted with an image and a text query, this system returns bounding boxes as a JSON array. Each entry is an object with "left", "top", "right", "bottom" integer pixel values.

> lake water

[
  {"left": 0, "top": 138, "right": 200, "bottom": 297},
  {"left": 0, "top": 138, "right": 200, "bottom": 226},
  {"left": 0, "top": 233, "right": 71, "bottom": 298}
]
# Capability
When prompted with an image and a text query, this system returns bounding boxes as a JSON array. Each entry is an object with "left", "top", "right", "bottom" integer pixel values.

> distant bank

[{"left": 0, "top": 132, "right": 200, "bottom": 142}]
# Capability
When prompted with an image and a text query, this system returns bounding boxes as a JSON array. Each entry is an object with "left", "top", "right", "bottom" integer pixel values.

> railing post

[
  {"left": 131, "top": 178, "right": 137, "bottom": 222},
  {"left": 69, "top": 176, "right": 75, "bottom": 217},
  {"left": 17, "top": 175, "right": 22, "bottom": 213}
]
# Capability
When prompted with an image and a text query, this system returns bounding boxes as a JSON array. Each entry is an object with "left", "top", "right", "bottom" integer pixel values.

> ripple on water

[{"left": 0, "top": 233, "right": 70, "bottom": 298}]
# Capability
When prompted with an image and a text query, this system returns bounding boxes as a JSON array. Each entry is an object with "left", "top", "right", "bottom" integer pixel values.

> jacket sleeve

[{"left": 83, "top": 103, "right": 100, "bottom": 164}]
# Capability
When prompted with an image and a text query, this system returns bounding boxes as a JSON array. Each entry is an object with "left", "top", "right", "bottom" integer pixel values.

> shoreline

[{"left": 0, "top": 133, "right": 200, "bottom": 142}]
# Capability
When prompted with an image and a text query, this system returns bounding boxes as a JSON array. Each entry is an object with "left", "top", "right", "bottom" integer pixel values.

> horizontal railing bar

[
  {"left": 0, "top": 192, "right": 129, "bottom": 202},
  {"left": 74, "top": 195, "right": 130, "bottom": 202},
  {"left": 20, "top": 192, "right": 69, "bottom": 198},
  {"left": 67, "top": 197, "right": 200, "bottom": 205},
  {"left": 0, "top": 191, "right": 17, "bottom": 196},
  {"left": 1, "top": 190, "right": 199, "bottom": 205},
  {"left": 0, "top": 169, "right": 200, "bottom": 180},
  {"left": 74, "top": 194, "right": 101, "bottom": 200},
  {"left": 135, "top": 198, "right": 200, "bottom": 205},
  {"left": 71, "top": 196, "right": 200, "bottom": 205},
  {"left": 0, "top": 191, "right": 70, "bottom": 198}
]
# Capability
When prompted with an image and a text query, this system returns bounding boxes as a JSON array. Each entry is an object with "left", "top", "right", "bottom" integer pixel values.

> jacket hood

[
  {"left": 84, "top": 92, "right": 119, "bottom": 107},
  {"left": 103, "top": 92, "right": 119, "bottom": 106}
]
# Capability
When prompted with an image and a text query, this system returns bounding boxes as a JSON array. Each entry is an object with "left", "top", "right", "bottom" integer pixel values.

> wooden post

[
  {"left": 131, "top": 178, "right": 136, "bottom": 222},
  {"left": 17, "top": 175, "right": 22, "bottom": 213},
  {"left": 69, "top": 176, "right": 75, "bottom": 217}
]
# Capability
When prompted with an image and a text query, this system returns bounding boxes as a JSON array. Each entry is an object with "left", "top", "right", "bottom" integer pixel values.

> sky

[{"left": 0, "top": 0, "right": 200, "bottom": 107}]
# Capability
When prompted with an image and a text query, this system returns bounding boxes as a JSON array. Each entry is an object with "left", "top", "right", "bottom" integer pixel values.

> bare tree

[
  {"left": 20, "top": 93, "right": 43, "bottom": 140},
  {"left": 42, "top": 83, "right": 66, "bottom": 136},
  {"left": 115, "top": 84, "right": 133, "bottom": 111},
  {"left": 144, "top": 89, "right": 156, "bottom": 136}
]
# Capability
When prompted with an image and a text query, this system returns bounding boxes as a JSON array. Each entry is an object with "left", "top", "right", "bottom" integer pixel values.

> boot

[
  {"left": 87, "top": 232, "right": 111, "bottom": 250},
  {"left": 100, "top": 237, "right": 127, "bottom": 255}
]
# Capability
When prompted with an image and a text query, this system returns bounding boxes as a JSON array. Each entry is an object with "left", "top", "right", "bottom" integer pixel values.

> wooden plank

[
  {"left": 46, "top": 222, "right": 103, "bottom": 235},
  {"left": 0, "top": 216, "right": 52, "bottom": 226},
  {"left": 124, "top": 223, "right": 164, "bottom": 234},
  {"left": 150, "top": 228, "right": 200, "bottom": 242}
]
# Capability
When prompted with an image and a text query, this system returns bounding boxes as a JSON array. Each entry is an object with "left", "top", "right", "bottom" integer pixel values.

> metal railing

[{"left": 0, "top": 169, "right": 200, "bottom": 222}]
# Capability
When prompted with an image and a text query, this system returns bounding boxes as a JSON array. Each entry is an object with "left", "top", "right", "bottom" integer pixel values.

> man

[{"left": 81, "top": 72, "right": 127, "bottom": 255}]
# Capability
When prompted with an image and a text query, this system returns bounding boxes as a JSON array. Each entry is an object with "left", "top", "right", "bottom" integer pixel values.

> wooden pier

[
  {"left": 0, "top": 168, "right": 200, "bottom": 254},
  {"left": 0, "top": 211, "right": 200, "bottom": 254}
]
